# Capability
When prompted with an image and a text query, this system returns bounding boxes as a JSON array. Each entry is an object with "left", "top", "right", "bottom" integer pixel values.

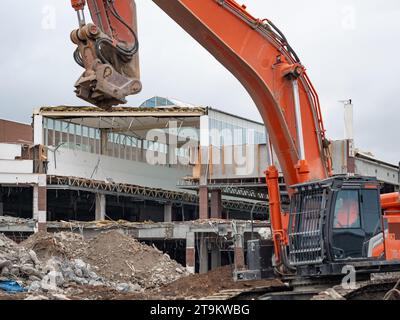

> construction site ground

[
  {"left": 1, "top": 267, "right": 282, "bottom": 300},
  {"left": 2, "top": 229, "right": 398, "bottom": 300},
  {"left": 0, "top": 230, "right": 283, "bottom": 300}
]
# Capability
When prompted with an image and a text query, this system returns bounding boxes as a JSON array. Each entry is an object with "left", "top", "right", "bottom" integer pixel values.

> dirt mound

[
  {"left": 21, "top": 232, "right": 86, "bottom": 261},
  {"left": 154, "top": 265, "right": 283, "bottom": 299},
  {"left": 81, "top": 230, "right": 188, "bottom": 288}
]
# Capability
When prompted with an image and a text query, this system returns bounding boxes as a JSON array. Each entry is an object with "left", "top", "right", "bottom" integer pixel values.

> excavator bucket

[{"left": 71, "top": 0, "right": 141, "bottom": 109}]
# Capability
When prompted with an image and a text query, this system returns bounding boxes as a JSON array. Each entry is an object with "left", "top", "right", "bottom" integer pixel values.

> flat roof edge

[{"left": 37, "top": 106, "right": 207, "bottom": 117}]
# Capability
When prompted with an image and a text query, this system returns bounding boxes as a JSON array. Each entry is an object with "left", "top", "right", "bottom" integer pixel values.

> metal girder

[
  {"left": 220, "top": 185, "right": 267, "bottom": 201},
  {"left": 47, "top": 175, "right": 268, "bottom": 214},
  {"left": 222, "top": 200, "right": 268, "bottom": 215},
  {"left": 178, "top": 178, "right": 288, "bottom": 202}
]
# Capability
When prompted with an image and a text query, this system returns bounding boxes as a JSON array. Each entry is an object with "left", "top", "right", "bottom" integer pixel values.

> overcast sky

[{"left": 0, "top": 0, "right": 399, "bottom": 164}]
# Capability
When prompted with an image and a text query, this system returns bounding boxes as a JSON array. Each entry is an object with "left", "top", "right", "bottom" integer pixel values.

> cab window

[
  {"left": 333, "top": 190, "right": 361, "bottom": 229},
  {"left": 361, "top": 189, "right": 381, "bottom": 236}
]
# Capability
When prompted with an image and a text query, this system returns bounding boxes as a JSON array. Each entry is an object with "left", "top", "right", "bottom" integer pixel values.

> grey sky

[{"left": 0, "top": 0, "right": 399, "bottom": 164}]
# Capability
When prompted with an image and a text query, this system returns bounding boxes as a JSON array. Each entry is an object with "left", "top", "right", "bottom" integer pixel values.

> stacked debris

[
  {"left": 0, "top": 233, "right": 42, "bottom": 285},
  {"left": 0, "top": 233, "right": 116, "bottom": 297},
  {"left": 80, "top": 231, "right": 188, "bottom": 289},
  {"left": 0, "top": 229, "right": 189, "bottom": 299},
  {"left": 19, "top": 230, "right": 188, "bottom": 293},
  {"left": 25, "top": 257, "right": 114, "bottom": 294},
  {"left": 22, "top": 232, "right": 87, "bottom": 261}
]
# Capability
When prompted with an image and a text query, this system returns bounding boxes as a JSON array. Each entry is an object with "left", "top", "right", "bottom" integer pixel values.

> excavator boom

[
  {"left": 69, "top": 0, "right": 400, "bottom": 278},
  {"left": 153, "top": 0, "right": 331, "bottom": 186}
]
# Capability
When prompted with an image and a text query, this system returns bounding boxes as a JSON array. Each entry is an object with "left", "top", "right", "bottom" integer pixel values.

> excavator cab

[{"left": 286, "top": 176, "right": 400, "bottom": 277}]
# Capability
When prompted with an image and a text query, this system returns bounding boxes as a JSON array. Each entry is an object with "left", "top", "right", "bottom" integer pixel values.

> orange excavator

[{"left": 70, "top": 0, "right": 400, "bottom": 279}]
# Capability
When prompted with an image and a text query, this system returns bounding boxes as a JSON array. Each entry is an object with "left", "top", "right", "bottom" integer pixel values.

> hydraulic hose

[{"left": 106, "top": 0, "right": 139, "bottom": 57}]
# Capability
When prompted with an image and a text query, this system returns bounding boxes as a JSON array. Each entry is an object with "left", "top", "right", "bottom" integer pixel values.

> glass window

[
  {"left": 333, "top": 190, "right": 361, "bottom": 229},
  {"left": 82, "top": 126, "right": 89, "bottom": 137},
  {"left": 89, "top": 128, "right": 95, "bottom": 139},
  {"left": 61, "top": 122, "right": 69, "bottom": 133},
  {"left": 54, "top": 120, "right": 61, "bottom": 131},
  {"left": 148, "top": 98, "right": 156, "bottom": 107},
  {"left": 46, "top": 118, "right": 54, "bottom": 130},
  {"left": 76, "top": 125, "right": 82, "bottom": 136},
  {"left": 361, "top": 189, "right": 381, "bottom": 236},
  {"left": 68, "top": 123, "right": 75, "bottom": 135}
]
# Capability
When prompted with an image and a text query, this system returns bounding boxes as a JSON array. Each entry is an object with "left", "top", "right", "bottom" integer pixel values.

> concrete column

[
  {"left": 199, "top": 234, "right": 209, "bottom": 274},
  {"left": 33, "top": 177, "right": 47, "bottom": 233},
  {"left": 347, "top": 140, "right": 356, "bottom": 174},
  {"left": 185, "top": 232, "right": 195, "bottom": 274},
  {"left": 199, "top": 186, "right": 209, "bottom": 220},
  {"left": 199, "top": 115, "right": 210, "bottom": 221},
  {"left": 181, "top": 205, "right": 185, "bottom": 222},
  {"left": 211, "top": 245, "right": 221, "bottom": 270},
  {"left": 140, "top": 139, "right": 145, "bottom": 162},
  {"left": 164, "top": 202, "right": 172, "bottom": 222},
  {"left": 33, "top": 114, "right": 43, "bottom": 145},
  {"left": 234, "top": 229, "right": 245, "bottom": 271},
  {"left": 210, "top": 190, "right": 222, "bottom": 219},
  {"left": 168, "top": 144, "right": 177, "bottom": 166},
  {"left": 100, "top": 129, "right": 108, "bottom": 155},
  {"left": 95, "top": 194, "right": 106, "bottom": 221}
]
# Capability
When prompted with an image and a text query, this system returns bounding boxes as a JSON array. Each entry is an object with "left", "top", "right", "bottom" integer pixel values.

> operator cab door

[{"left": 330, "top": 189, "right": 383, "bottom": 261}]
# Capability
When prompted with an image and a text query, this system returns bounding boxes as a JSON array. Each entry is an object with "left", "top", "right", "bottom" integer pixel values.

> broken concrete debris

[{"left": 0, "top": 230, "right": 188, "bottom": 299}]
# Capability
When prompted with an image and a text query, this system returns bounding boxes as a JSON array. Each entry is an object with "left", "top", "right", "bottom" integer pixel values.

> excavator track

[
  {"left": 200, "top": 284, "right": 291, "bottom": 301},
  {"left": 312, "top": 274, "right": 400, "bottom": 300},
  {"left": 209, "top": 273, "right": 400, "bottom": 300}
]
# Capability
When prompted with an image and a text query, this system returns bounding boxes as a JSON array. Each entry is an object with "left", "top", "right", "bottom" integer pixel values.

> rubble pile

[
  {"left": 0, "top": 233, "right": 42, "bottom": 284},
  {"left": 0, "top": 230, "right": 189, "bottom": 298},
  {"left": 81, "top": 231, "right": 188, "bottom": 289},
  {"left": 22, "top": 232, "right": 87, "bottom": 261},
  {"left": 0, "top": 233, "right": 118, "bottom": 297}
]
